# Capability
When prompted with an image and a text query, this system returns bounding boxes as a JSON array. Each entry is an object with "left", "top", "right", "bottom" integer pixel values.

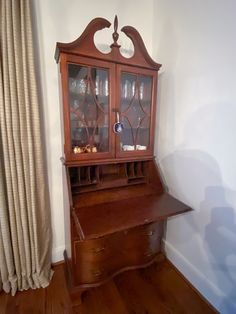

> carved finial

[{"left": 111, "top": 15, "right": 121, "bottom": 48}]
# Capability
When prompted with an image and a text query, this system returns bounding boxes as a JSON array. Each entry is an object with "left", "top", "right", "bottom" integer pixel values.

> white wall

[
  {"left": 153, "top": 1, "right": 236, "bottom": 313},
  {"left": 33, "top": 0, "right": 236, "bottom": 312},
  {"left": 33, "top": 0, "right": 154, "bottom": 262}
]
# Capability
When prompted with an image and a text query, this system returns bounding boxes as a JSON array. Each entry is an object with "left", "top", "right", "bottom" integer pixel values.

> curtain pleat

[{"left": 0, "top": 0, "right": 53, "bottom": 295}]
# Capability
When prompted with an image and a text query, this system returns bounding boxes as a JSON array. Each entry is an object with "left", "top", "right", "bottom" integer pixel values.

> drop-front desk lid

[{"left": 74, "top": 193, "right": 192, "bottom": 240}]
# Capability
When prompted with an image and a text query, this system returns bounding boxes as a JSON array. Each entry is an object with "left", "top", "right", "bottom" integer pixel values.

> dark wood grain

[
  {"left": 71, "top": 225, "right": 163, "bottom": 286},
  {"left": 55, "top": 17, "right": 161, "bottom": 70},
  {"left": 75, "top": 193, "right": 191, "bottom": 239},
  {"left": 115, "top": 270, "right": 171, "bottom": 313},
  {"left": 45, "top": 262, "right": 72, "bottom": 314},
  {"left": 142, "top": 260, "right": 217, "bottom": 314},
  {"left": 0, "top": 259, "right": 217, "bottom": 314},
  {"left": 73, "top": 181, "right": 159, "bottom": 208}
]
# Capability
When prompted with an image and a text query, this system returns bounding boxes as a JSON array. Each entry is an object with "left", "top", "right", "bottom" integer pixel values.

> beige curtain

[{"left": 0, "top": 0, "right": 53, "bottom": 295}]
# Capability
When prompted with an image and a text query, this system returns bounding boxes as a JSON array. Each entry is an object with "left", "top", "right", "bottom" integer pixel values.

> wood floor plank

[
  {"left": 92, "top": 281, "right": 129, "bottom": 314},
  {"left": 0, "top": 292, "right": 9, "bottom": 314},
  {"left": 5, "top": 294, "right": 18, "bottom": 314},
  {"left": 115, "top": 269, "right": 171, "bottom": 314},
  {"left": 0, "top": 259, "right": 217, "bottom": 314},
  {"left": 141, "top": 263, "right": 188, "bottom": 314},
  {"left": 143, "top": 261, "right": 216, "bottom": 314},
  {"left": 45, "top": 264, "right": 72, "bottom": 314},
  {"left": 10, "top": 288, "right": 45, "bottom": 314},
  {"left": 77, "top": 280, "right": 129, "bottom": 314}
]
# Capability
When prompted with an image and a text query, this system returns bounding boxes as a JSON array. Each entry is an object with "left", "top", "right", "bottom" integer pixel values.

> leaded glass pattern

[
  {"left": 119, "top": 72, "right": 152, "bottom": 151},
  {"left": 68, "top": 64, "right": 109, "bottom": 154}
]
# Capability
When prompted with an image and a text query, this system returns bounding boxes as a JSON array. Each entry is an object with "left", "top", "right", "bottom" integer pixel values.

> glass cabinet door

[
  {"left": 116, "top": 65, "right": 156, "bottom": 157},
  {"left": 65, "top": 57, "right": 115, "bottom": 160}
]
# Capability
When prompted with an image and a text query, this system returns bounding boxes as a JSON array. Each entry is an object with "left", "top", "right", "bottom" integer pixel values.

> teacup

[
  {"left": 123, "top": 145, "right": 135, "bottom": 151},
  {"left": 136, "top": 145, "right": 147, "bottom": 150}
]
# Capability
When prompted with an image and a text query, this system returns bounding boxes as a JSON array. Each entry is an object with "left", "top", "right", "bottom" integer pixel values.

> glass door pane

[
  {"left": 119, "top": 72, "right": 152, "bottom": 152},
  {"left": 68, "top": 64, "right": 109, "bottom": 155}
]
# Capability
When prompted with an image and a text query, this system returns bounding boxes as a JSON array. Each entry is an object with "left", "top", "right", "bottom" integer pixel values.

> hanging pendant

[
  {"left": 113, "top": 112, "right": 124, "bottom": 133},
  {"left": 113, "top": 122, "right": 124, "bottom": 133}
]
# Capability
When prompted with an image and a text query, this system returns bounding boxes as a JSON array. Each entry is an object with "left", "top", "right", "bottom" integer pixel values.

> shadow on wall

[
  {"left": 160, "top": 150, "right": 236, "bottom": 313},
  {"left": 204, "top": 187, "right": 236, "bottom": 313},
  {"left": 156, "top": 97, "right": 236, "bottom": 312}
]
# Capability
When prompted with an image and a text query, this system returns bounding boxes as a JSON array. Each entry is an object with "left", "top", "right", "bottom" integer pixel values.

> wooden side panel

[{"left": 62, "top": 166, "right": 72, "bottom": 259}]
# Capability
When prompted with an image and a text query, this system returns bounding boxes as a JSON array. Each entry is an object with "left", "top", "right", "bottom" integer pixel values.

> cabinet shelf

[
  {"left": 70, "top": 94, "right": 150, "bottom": 105},
  {"left": 127, "top": 175, "right": 145, "bottom": 180},
  {"left": 71, "top": 180, "right": 98, "bottom": 187},
  {"left": 120, "top": 97, "right": 151, "bottom": 104},
  {"left": 70, "top": 125, "right": 109, "bottom": 128},
  {"left": 70, "top": 91, "right": 109, "bottom": 103},
  {"left": 121, "top": 127, "right": 149, "bottom": 130},
  {"left": 71, "top": 125, "right": 148, "bottom": 130}
]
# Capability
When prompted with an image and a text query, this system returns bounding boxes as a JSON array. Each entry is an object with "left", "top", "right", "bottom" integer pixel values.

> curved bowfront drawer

[{"left": 73, "top": 220, "right": 164, "bottom": 285}]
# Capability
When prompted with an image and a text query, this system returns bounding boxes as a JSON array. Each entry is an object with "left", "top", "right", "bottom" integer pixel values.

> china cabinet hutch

[{"left": 55, "top": 16, "right": 191, "bottom": 305}]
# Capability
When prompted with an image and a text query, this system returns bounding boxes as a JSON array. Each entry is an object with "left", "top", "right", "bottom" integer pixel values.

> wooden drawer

[{"left": 73, "top": 221, "right": 164, "bottom": 285}]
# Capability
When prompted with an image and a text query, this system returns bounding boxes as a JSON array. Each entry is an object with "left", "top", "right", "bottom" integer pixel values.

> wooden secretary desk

[{"left": 55, "top": 16, "right": 191, "bottom": 304}]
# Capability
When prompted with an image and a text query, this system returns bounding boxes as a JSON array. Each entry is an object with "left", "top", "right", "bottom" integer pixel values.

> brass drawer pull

[
  {"left": 92, "top": 270, "right": 103, "bottom": 277},
  {"left": 145, "top": 230, "right": 154, "bottom": 236},
  {"left": 145, "top": 251, "right": 154, "bottom": 257},
  {"left": 92, "top": 247, "right": 105, "bottom": 253}
]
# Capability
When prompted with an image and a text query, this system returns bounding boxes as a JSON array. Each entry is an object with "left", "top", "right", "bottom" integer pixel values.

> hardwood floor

[{"left": 0, "top": 258, "right": 217, "bottom": 314}]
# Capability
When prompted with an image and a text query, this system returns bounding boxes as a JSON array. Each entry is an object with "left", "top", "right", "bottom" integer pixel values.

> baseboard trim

[
  {"left": 163, "top": 239, "right": 222, "bottom": 312},
  {"left": 52, "top": 260, "right": 64, "bottom": 267},
  {"left": 165, "top": 256, "right": 218, "bottom": 313},
  {"left": 52, "top": 245, "right": 65, "bottom": 264}
]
